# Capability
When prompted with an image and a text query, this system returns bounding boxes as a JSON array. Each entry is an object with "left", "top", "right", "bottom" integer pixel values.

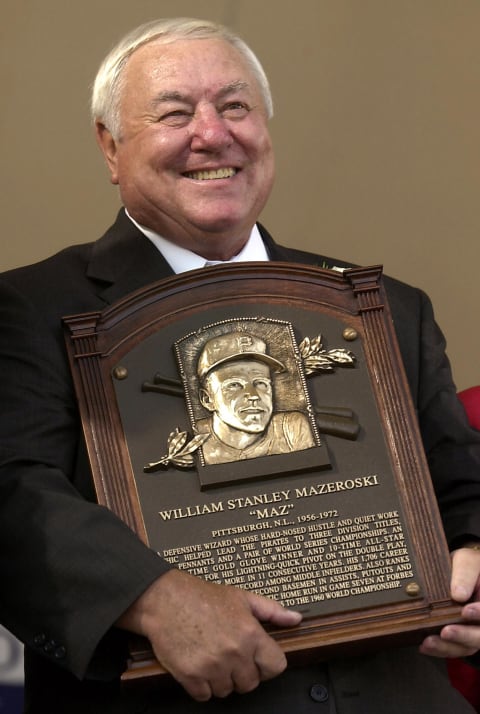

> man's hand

[
  {"left": 117, "top": 569, "right": 302, "bottom": 701},
  {"left": 420, "top": 545, "right": 480, "bottom": 658}
]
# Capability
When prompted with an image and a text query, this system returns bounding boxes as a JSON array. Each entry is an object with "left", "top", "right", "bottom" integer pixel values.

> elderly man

[{"left": 1, "top": 17, "right": 480, "bottom": 714}]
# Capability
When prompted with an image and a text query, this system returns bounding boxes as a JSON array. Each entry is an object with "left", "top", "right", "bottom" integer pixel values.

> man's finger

[
  {"left": 247, "top": 590, "right": 303, "bottom": 627},
  {"left": 450, "top": 546, "right": 480, "bottom": 602}
]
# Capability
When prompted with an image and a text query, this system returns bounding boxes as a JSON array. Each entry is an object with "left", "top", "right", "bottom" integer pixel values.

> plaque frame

[{"left": 63, "top": 263, "right": 461, "bottom": 681}]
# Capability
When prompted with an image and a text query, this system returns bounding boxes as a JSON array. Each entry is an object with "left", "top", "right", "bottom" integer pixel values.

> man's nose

[
  {"left": 244, "top": 384, "right": 260, "bottom": 401},
  {"left": 189, "top": 106, "right": 233, "bottom": 151}
]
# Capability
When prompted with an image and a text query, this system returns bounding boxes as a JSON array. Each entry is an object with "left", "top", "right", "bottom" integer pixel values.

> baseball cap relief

[{"left": 197, "top": 333, "right": 286, "bottom": 380}]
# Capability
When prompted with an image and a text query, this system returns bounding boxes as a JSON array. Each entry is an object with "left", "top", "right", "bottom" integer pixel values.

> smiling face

[
  {"left": 201, "top": 359, "right": 274, "bottom": 434},
  {"left": 95, "top": 37, "right": 275, "bottom": 260}
]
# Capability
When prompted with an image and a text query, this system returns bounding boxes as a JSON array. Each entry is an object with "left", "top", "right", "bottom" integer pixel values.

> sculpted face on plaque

[
  {"left": 195, "top": 332, "right": 316, "bottom": 465},
  {"left": 142, "top": 319, "right": 358, "bottom": 475}
]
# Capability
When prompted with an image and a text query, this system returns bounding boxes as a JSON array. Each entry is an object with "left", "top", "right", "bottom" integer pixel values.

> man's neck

[
  {"left": 211, "top": 414, "right": 265, "bottom": 450},
  {"left": 125, "top": 209, "right": 269, "bottom": 274}
]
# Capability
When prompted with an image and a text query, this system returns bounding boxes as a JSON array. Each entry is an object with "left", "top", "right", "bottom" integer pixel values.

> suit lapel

[
  {"left": 86, "top": 210, "right": 175, "bottom": 305},
  {"left": 258, "top": 223, "right": 336, "bottom": 269}
]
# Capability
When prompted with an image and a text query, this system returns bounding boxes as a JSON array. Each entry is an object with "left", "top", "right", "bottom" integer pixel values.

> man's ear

[
  {"left": 199, "top": 387, "right": 215, "bottom": 413},
  {"left": 95, "top": 122, "right": 119, "bottom": 185}
]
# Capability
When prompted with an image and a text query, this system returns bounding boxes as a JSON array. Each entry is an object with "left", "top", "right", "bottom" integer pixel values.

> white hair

[{"left": 91, "top": 17, "right": 274, "bottom": 138}]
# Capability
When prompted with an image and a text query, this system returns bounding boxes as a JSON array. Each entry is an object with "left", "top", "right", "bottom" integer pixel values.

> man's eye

[
  {"left": 254, "top": 380, "right": 271, "bottom": 390},
  {"left": 159, "top": 110, "right": 192, "bottom": 127},
  {"left": 221, "top": 102, "right": 250, "bottom": 120},
  {"left": 224, "top": 381, "right": 244, "bottom": 390}
]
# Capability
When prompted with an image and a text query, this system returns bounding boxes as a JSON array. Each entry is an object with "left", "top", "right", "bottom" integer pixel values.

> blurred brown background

[{"left": 1, "top": 0, "right": 479, "bottom": 390}]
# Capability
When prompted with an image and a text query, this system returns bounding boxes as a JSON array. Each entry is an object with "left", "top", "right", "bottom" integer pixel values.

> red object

[
  {"left": 449, "top": 657, "right": 480, "bottom": 711},
  {"left": 447, "top": 387, "right": 480, "bottom": 711},
  {"left": 458, "top": 387, "right": 480, "bottom": 431}
]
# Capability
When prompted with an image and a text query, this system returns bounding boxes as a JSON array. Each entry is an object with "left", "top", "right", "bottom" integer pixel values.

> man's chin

[
  {"left": 187, "top": 207, "right": 254, "bottom": 237},
  {"left": 238, "top": 422, "right": 268, "bottom": 434}
]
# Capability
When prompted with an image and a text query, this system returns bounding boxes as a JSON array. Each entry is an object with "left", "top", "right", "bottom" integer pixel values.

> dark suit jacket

[{"left": 1, "top": 210, "right": 479, "bottom": 713}]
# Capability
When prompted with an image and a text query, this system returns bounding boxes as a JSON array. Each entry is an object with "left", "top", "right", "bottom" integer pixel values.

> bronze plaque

[{"left": 63, "top": 263, "right": 460, "bottom": 680}]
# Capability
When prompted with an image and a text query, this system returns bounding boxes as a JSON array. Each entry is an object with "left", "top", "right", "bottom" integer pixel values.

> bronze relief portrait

[{"left": 174, "top": 318, "right": 330, "bottom": 488}]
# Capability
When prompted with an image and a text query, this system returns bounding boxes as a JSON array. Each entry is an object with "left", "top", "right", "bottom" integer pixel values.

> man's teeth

[{"left": 185, "top": 168, "right": 236, "bottom": 180}]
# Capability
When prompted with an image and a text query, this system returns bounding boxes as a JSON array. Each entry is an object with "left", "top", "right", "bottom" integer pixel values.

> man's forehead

[
  {"left": 215, "top": 360, "right": 271, "bottom": 376},
  {"left": 122, "top": 36, "right": 265, "bottom": 109},
  {"left": 128, "top": 36, "right": 251, "bottom": 77}
]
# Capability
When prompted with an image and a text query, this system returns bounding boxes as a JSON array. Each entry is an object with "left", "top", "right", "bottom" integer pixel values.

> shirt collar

[{"left": 125, "top": 209, "right": 269, "bottom": 274}]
